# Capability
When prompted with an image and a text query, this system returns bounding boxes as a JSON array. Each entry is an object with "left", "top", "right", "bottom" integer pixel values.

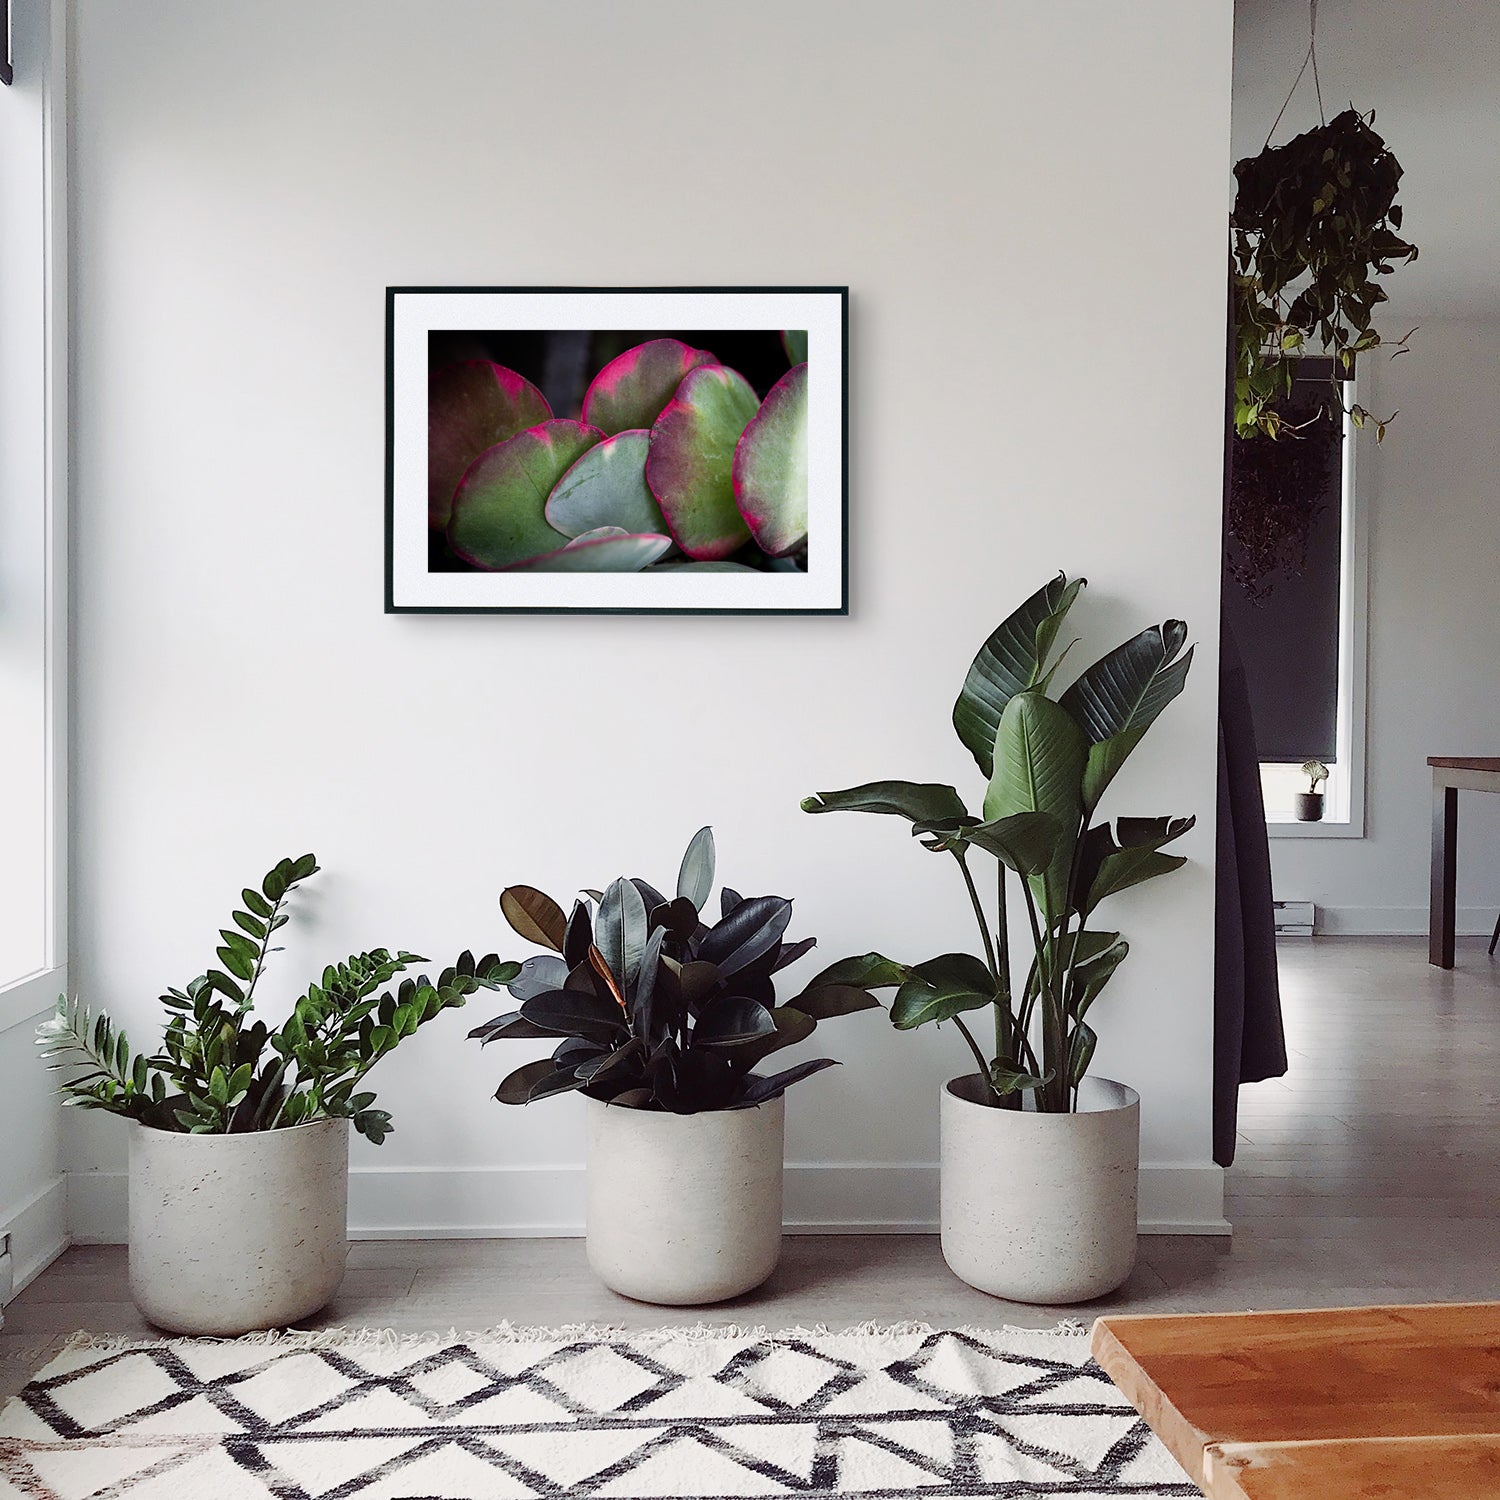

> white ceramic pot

[
  {"left": 940, "top": 1073, "right": 1139, "bottom": 1304},
  {"left": 128, "top": 1117, "right": 350, "bottom": 1335},
  {"left": 585, "top": 1094, "right": 784, "bottom": 1305}
]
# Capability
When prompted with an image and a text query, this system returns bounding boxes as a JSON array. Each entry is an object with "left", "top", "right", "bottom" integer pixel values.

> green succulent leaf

[
  {"left": 543, "top": 428, "right": 669, "bottom": 541},
  {"left": 581, "top": 338, "right": 717, "bottom": 436},
  {"left": 953, "top": 573, "right": 1084, "bottom": 776},
  {"left": 781, "top": 330, "right": 808, "bottom": 364},
  {"left": 498, "top": 530, "right": 672, "bottom": 573},
  {"left": 732, "top": 362, "right": 807, "bottom": 558}
]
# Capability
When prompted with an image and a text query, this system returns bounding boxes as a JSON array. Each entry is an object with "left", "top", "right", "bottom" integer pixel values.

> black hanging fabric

[{"left": 1214, "top": 615, "right": 1289, "bottom": 1166}]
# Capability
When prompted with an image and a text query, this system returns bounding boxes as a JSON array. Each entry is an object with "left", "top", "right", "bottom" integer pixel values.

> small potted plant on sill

[
  {"left": 470, "top": 828, "right": 876, "bottom": 1305},
  {"left": 802, "top": 573, "right": 1194, "bottom": 1304},
  {"left": 36, "top": 855, "right": 507, "bottom": 1336},
  {"left": 1296, "top": 760, "right": 1329, "bottom": 821}
]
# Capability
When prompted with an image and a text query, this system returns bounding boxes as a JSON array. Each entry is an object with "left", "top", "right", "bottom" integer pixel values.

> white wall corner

[{"left": 68, "top": 1161, "right": 1229, "bottom": 1244}]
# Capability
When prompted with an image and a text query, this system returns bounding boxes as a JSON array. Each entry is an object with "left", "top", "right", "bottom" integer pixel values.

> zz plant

[
  {"left": 802, "top": 574, "right": 1193, "bottom": 1114},
  {"left": 470, "top": 828, "right": 875, "bottom": 1112},
  {"left": 37, "top": 855, "right": 508, "bottom": 1143}
]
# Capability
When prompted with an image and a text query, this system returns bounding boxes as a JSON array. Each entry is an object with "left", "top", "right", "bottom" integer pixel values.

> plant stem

[
  {"left": 950, "top": 1014, "right": 996, "bottom": 1101},
  {"left": 955, "top": 851, "right": 998, "bottom": 981}
]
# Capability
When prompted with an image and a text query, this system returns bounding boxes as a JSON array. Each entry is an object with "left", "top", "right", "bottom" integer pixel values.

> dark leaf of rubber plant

[
  {"left": 801, "top": 781, "right": 970, "bottom": 826},
  {"left": 646, "top": 365, "right": 760, "bottom": 560},
  {"left": 595, "top": 877, "right": 649, "bottom": 989},
  {"left": 447, "top": 420, "right": 602, "bottom": 569},
  {"left": 494, "top": 1057, "right": 561, "bottom": 1105},
  {"left": 678, "top": 960, "right": 722, "bottom": 1014},
  {"left": 982, "top": 691, "right": 1087, "bottom": 916},
  {"left": 961, "top": 810, "right": 1063, "bottom": 877},
  {"left": 780, "top": 330, "right": 808, "bottom": 365},
  {"left": 500, "top": 886, "right": 568, "bottom": 952},
  {"left": 735, "top": 1056, "right": 838, "bottom": 1106},
  {"left": 1078, "top": 816, "right": 1196, "bottom": 915},
  {"left": 505, "top": 954, "right": 570, "bottom": 1002},
  {"left": 428, "top": 362, "right": 552, "bottom": 530},
  {"left": 658, "top": 1045, "right": 736, "bottom": 1114},
  {"left": 552, "top": 1036, "right": 604, "bottom": 1068},
  {"left": 889, "top": 953, "right": 996, "bottom": 1031},
  {"left": 605, "top": 1086, "right": 654, "bottom": 1109},
  {"left": 771, "top": 935, "right": 816, "bottom": 972},
  {"left": 466, "top": 1010, "right": 553, "bottom": 1043},
  {"left": 631, "top": 878, "right": 669, "bottom": 913},
  {"left": 721, "top": 887, "right": 743, "bottom": 919},
  {"left": 953, "top": 572, "right": 1085, "bottom": 776},
  {"left": 1067, "top": 1021, "right": 1098, "bottom": 1086},
  {"left": 806, "top": 952, "right": 912, "bottom": 991},
  {"left": 694, "top": 993, "right": 776, "bottom": 1049},
  {"left": 732, "top": 1004, "right": 817, "bottom": 1068},
  {"left": 786, "top": 983, "right": 882, "bottom": 1019},
  {"left": 544, "top": 429, "right": 670, "bottom": 540},
  {"left": 581, "top": 338, "right": 717, "bottom": 436},
  {"left": 576, "top": 1037, "right": 642, "bottom": 1084},
  {"left": 1059, "top": 621, "right": 1193, "bottom": 812},
  {"left": 562, "top": 900, "right": 592, "bottom": 971},
  {"left": 698, "top": 895, "right": 792, "bottom": 977},
  {"left": 650, "top": 897, "right": 700, "bottom": 944},
  {"left": 732, "top": 362, "right": 807, "bottom": 558},
  {"left": 498, "top": 530, "right": 672, "bottom": 572},
  {"left": 518, "top": 988, "right": 629, "bottom": 1046},
  {"left": 676, "top": 826, "right": 715, "bottom": 910},
  {"left": 629, "top": 925, "right": 667, "bottom": 1031},
  {"left": 989, "top": 1059, "right": 1054, "bottom": 1097},
  {"left": 527, "top": 1067, "right": 594, "bottom": 1103}
]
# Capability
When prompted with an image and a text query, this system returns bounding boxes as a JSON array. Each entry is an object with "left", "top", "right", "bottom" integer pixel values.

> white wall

[
  {"left": 1270, "top": 323, "right": 1500, "bottom": 933},
  {"left": 66, "top": 0, "right": 1234, "bottom": 1238},
  {"left": 1233, "top": 0, "right": 1500, "bottom": 932}
]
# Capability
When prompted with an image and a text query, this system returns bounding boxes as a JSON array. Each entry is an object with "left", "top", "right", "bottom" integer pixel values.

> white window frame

[
  {"left": 0, "top": 0, "right": 67, "bottom": 1031},
  {"left": 1262, "top": 380, "right": 1369, "bottom": 840}
]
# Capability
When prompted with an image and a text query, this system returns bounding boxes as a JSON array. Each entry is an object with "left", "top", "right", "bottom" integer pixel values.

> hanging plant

[{"left": 1232, "top": 106, "right": 1417, "bottom": 439}]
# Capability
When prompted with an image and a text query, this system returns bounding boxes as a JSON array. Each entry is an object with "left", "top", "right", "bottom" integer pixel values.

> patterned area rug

[{"left": 0, "top": 1322, "right": 1196, "bottom": 1498}]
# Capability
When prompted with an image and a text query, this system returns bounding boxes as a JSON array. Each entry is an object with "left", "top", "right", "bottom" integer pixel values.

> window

[
  {"left": 1223, "top": 359, "right": 1368, "bottom": 837},
  {"left": 0, "top": 0, "right": 67, "bottom": 1025}
]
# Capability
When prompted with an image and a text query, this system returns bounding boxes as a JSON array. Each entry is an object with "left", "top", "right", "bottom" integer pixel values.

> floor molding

[
  {"left": 66, "top": 1161, "right": 1227, "bottom": 1243},
  {"left": 1, "top": 1175, "right": 68, "bottom": 1303},
  {"left": 1313, "top": 904, "right": 1496, "bottom": 936}
]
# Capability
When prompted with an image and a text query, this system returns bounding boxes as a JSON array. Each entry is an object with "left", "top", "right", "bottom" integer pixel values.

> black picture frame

[{"left": 386, "top": 286, "right": 848, "bottom": 616}]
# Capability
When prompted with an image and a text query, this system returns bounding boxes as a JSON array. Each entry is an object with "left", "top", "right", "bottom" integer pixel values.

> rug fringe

[{"left": 63, "top": 1317, "right": 1088, "bottom": 1355}]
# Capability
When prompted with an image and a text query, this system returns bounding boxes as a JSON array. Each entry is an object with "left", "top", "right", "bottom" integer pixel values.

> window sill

[{"left": 1265, "top": 817, "right": 1364, "bottom": 840}]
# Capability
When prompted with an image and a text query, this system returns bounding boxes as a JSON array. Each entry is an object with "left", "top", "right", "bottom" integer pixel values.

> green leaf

[
  {"left": 676, "top": 826, "right": 715, "bottom": 910},
  {"left": 890, "top": 953, "right": 995, "bottom": 1030},
  {"left": 982, "top": 691, "right": 1087, "bottom": 915},
  {"left": 500, "top": 886, "right": 568, "bottom": 952},
  {"left": 447, "top": 420, "right": 602, "bottom": 569},
  {"left": 801, "top": 781, "right": 969, "bottom": 825},
  {"left": 581, "top": 339, "right": 717, "bottom": 436},
  {"left": 1067, "top": 1021, "right": 1098, "bottom": 1085},
  {"left": 787, "top": 984, "right": 882, "bottom": 1019},
  {"left": 242, "top": 888, "right": 273, "bottom": 919},
  {"left": 497, "top": 529, "right": 672, "bottom": 573},
  {"left": 781, "top": 330, "right": 808, "bottom": 364},
  {"left": 1078, "top": 816, "right": 1195, "bottom": 915},
  {"left": 519, "top": 989, "right": 629, "bottom": 1046},
  {"left": 956, "top": 811, "right": 1062, "bottom": 877},
  {"left": 989, "top": 1060, "right": 1053, "bottom": 1096},
  {"left": 1059, "top": 621, "right": 1193, "bottom": 812},
  {"left": 952, "top": 573, "right": 1083, "bottom": 776},
  {"left": 644, "top": 365, "right": 759, "bottom": 560},
  {"left": 805, "top": 952, "right": 911, "bottom": 990},
  {"left": 731, "top": 361, "right": 807, "bottom": 557},
  {"left": 544, "top": 428, "right": 669, "bottom": 539}
]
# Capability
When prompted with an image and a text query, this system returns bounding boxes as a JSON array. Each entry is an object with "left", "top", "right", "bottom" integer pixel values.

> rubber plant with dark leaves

[
  {"left": 431, "top": 333, "right": 808, "bottom": 575},
  {"left": 36, "top": 855, "right": 510, "bottom": 1144},
  {"left": 470, "top": 829, "right": 878, "bottom": 1112},
  {"left": 802, "top": 574, "right": 1194, "bottom": 1114}
]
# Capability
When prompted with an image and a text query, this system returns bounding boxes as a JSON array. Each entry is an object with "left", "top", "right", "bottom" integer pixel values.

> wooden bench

[{"left": 1091, "top": 1303, "right": 1500, "bottom": 1497}]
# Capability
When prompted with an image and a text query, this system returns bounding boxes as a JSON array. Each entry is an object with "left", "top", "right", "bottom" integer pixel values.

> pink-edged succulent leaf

[
  {"left": 781, "top": 330, "right": 808, "bottom": 364},
  {"left": 447, "top": 420, "right": 603, "bottom": 569},
  {"left": 581, "top": 339, "right": 718, "bottom": 436},
  {"left": 500, "top": 530, "right": 672, "bottom": 572},
  {"left": 646, "top": 365, "right": 760, "bottom": 561},
  {"left": 544, "top": 429, "right": 670, "bottom": 540},
  {"left": 429, "top": 362, "right": 552, "bottom": 529},
  {"left": 733, "top": 362, "right": 807, "bottom": 557},
  {"left": 655, "top": 560, "right": 760, "bottom": 572}
]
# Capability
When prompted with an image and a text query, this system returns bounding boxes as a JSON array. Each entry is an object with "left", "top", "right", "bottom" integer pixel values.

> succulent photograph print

[
  {"left": 386, "top": 288, "right": 847, "bottom": 615},
  {"left": 431, "top": 331, "right": 808, "bottom": 575}
]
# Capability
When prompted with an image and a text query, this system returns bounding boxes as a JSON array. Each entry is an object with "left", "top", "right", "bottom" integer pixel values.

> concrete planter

[
  {"left": 940, "top": 1073, "right": 1139, "bottom": 1304},
  {"left": 585, "top": 1094, "right": 784, "bottom": 1305},
  {"left": 128, "top": 1117, "right": 350, "bottom": 1335},
  {"left": 1294, "top": 791, "right": 1325, "bottom": 822}
]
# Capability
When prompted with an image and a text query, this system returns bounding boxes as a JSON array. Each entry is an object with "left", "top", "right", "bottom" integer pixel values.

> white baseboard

[
  {"left": 66, "top": 1161, "right": 1228, "bottom": 1243},
  {"left": 1, "top": 1176, "right": 69, "bottom": 1302},
  {"left": 1313, "top": 904, "right": 1496, "bottom": 936}
]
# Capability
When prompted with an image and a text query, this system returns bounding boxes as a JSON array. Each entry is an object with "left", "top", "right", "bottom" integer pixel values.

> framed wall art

[{"left": 386, "top": 286, "right": 847, "bottom": 614}]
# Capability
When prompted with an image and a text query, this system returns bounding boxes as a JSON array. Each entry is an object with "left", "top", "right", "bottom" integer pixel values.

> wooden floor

[{"left": 2, "top": 937, "right": 1496, "bottom": 1402}]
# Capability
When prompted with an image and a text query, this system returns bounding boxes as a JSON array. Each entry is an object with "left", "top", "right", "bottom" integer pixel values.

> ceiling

[{"left": 1233, "top": 0, "right": 1500, "bottom": 321}]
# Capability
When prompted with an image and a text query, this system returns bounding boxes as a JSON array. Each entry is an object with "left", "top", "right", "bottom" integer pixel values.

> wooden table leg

[{"left": 1430, "top": 781, "right": 1457, "bottom": 969}]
